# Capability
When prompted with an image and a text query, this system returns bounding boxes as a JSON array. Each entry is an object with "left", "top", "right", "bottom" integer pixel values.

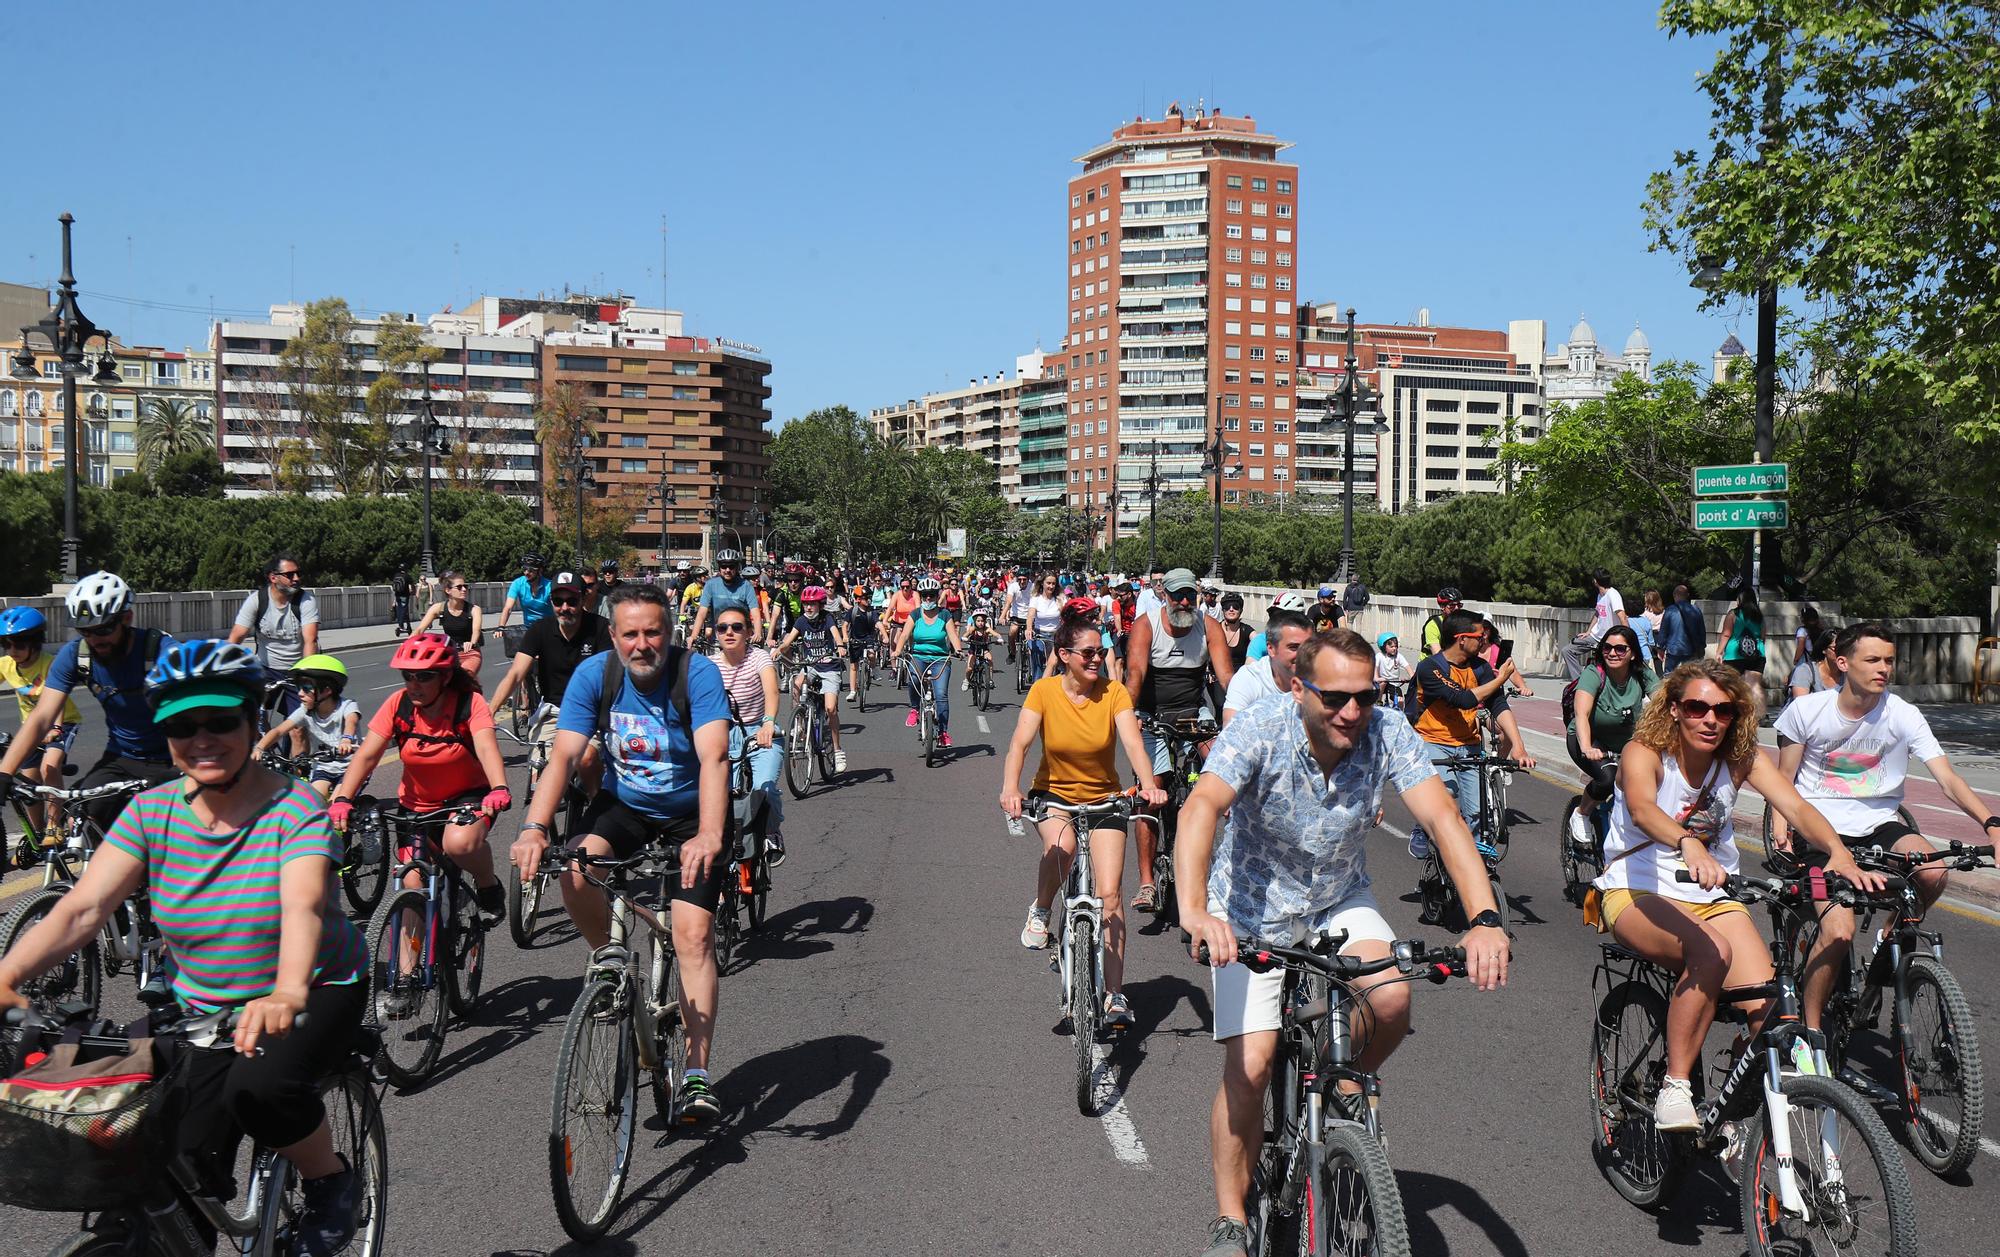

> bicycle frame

[
  {"left": 379, "top": 807, "right": 479, "bottom": 998},
  {"left": 15, "top": 781, "right": 163, "bottom": 983},
  {"left": 560, "top": 851, "right": 677, "bottom": 1070},
  {"left": 1033, "top": 798, "right": 1132, "bottom": 1020}
]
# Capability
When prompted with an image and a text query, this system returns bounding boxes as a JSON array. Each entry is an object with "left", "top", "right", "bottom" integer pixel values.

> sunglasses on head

[
  {"left": 1297, "top": 677, "right": 1379, "bottom": 712},
  {"left": 1675, "top": 697, "right": 1739, "bottom": 722},
  {"left": 161, "top": 712, "right": 246, "bottom": 740}
]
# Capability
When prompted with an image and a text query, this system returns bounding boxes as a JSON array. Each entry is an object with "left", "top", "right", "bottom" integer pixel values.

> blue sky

[{"left": 3, "top": 1, "right": 1737, "bottom": 422}]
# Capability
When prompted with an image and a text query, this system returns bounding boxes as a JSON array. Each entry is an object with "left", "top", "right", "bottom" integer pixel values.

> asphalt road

[{"left": 4, "top": 640, "right": 1999, "bottom": 1255}]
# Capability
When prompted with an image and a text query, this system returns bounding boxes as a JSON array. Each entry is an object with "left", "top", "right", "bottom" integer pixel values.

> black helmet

[
  {"left": 523, "top": 552, "right": 545, "bottom": 569},
  {"left": 599, "top": 559, "right": 619, "bottom": 573},
  {"left": 1436, "top": 586, "right": 1462, "bottom": 606}
]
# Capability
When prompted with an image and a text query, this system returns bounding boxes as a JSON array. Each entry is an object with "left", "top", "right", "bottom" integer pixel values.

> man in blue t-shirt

[
  {"left": 511, "top": 583, "right": 731, "bottom": 1124},
  {"left": 0, "top": 570, "right": 180, "bottom": 836},
  {"left": 687, "top": 548, "right": 763, "bottom": 646}
]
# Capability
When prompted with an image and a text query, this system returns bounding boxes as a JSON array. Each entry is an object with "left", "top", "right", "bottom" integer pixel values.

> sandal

[{"left": 1132, "top": 883, "right": 1159, "bottom": 913}]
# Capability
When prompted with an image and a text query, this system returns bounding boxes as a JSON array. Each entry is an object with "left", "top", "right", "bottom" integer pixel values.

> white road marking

[
  {"left": 1926, "top": 1114, "right": 2000, "bottom": 1163},
  {"left": 976, "top": 714, "right": 991, "bottom": 735},
  {"left": 1912, "top": 802, "right": 1959, "bottom": 815},
  {"left": 1090, "top": 1043, "right": 1150, "bottom": 1167}
]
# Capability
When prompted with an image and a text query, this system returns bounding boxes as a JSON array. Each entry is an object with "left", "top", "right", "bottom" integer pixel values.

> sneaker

[
  {"left": 764, "top": 834, "right": 786, "bottom": 867},
  {"left": 295, "top": 1155, "right": 361, "bottom": 1257},
  {"left": 1021, "top": 906, "right": 1051, "bottom": 949},
  {"left": 376, "top": 981, "right": 417, "bottom": 1022},
  {"left": 960, "top": 676, "right": 969, "bottom": 692},
  {"left": 833, "top": 750, "right": 848, "bottom": 772},
  {"left": 938, "top": 732, "right": 952, "bottom": 748},
  {"left": 677, "top": 1074, "right": 720, "bottom": 1125},
  {"left": 1104, "top": 992, "right": 1134, "bottom": 1031},
  {"left": 905, "top": 711, "right": 919, "bottom": 728},
  {"left": 1202, "top": 1216, "right": 1251, "bottom": 1257},
  {"left": 1407, "top": 826, "right": 1432, "bottom": 861},
  {"left": 1568, "top": 806, "right": 1593, "bottom": 852},
  {"left": 474, "top": 881, "right": 506, "bottom": 928},
  {"left": 1654, "top": 1075, "right": 1699, "bottom": 1131},
  {"left": 845, "top": 689, "right": 858, "bottom": 704}
]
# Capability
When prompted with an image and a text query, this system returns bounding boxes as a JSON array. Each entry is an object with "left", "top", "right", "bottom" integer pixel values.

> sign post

[
  {"left": 1692, "top": 499, "right": 1789, "bottom": 531},
  {"left": 1692, "top": 463, "right": 1788, "bottom": 497},
  {"left": 1693, "top": 464, "right": 1790, "bottom": 587}
]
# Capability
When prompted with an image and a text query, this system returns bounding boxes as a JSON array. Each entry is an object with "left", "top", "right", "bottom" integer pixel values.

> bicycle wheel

[
  {"left": 922, "top": 705, "right": 937, "bottom": 767},
  {"left": 548, "top": 976, "right": 638, "bottom": 1242},
  {"left": 0, "top": 887, "right": 102, "bottom": 1019},
  {"left": 444, "top": 880, "right": 487, "bottom": 1019},
  {"left": 1486, "top": 874, "right": 1510, "bottom": 933},
  {"left": 1761, "top": 802, "right": 1804, "bottom": 876},
  {"left": 1896, "top": 952, "right": 1984, "bottom": 1176},
  {"left": 1251, "top": 1047, "right": 1302, "bottom": 1254},
  {"left": 748, "top": 856, "right": 770, "bottom": 932},
  {"left": 715, "top": 876, "right": 741, "bottom": 971},
  {"left": 1070, "top": 916, "right": 1099, "bottom": 1116},
  {"left": 1742, "top": 1073, "right": 1919, "bottom": 1256},
  {"left": 1488, "top": 768, "right": 1512, "bottom": 859},
  {"left": 263, "top": 1070, "right": 388, "bottom": 1256},
  {"left": 340, "top": 814, "right": 390, "bottom": 919},
  {"left": 1558, "top": 796, "right": 1593, "bottom": 908},
  {"left": 812, "top": 707, "right": 835, "bottom": 783},
  {"left": 1590, "top": 980, "right": 1685, "bottom": 1209},
  {"left": 39, "top": 1226, "right": 143, "bottom": 1256},
  {"left": 1307, "top": 1122, "right": 1414, "bottom": 1257},
  {"left": 366, "top": 888, "right": 448, "bottom": 1087},
  {"left": 645, "top": 935, "right": 685, "bottom": 1124},
  {"left": 783, "top": 707, "right": 813, "bottom": 799}
]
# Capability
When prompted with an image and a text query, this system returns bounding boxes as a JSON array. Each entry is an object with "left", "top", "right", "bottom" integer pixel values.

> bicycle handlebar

[
  {"left": 1197, "top": 934, "right": 1468, "bottom": 982},
  {"left": 1021, "top": 790, "right": 1139, "bottom": 823},
  {"left": 1141, "top": 715, "right": 1218, "bottom": 742},
  {"left": 1674, "top": 867, "right": 1898, "bottom": 910},
  {"left": 21, "top": 779, "right": 152, "bottom": 804},
  {"left": 1851, "top": 841, "right": 1995, "bottom": 874}
]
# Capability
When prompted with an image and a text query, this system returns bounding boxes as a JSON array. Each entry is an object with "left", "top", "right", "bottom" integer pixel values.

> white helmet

[
  {"left": 916, "top": 577, "right": 942, "bottom": 594},
  {"left": 67, "top": 570, "right": 134, "bottom": 629},
  {"left": 1272, "top": 591, "right": 1310, "bottom": 613}
]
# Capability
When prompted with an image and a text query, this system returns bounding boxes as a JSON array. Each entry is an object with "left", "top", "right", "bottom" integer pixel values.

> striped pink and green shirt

[{"left": 105, "top": 779, "right": 367, "bottom": 1012}]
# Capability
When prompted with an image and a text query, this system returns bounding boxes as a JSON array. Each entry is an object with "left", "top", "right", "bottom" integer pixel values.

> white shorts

[{"left": 1209, "top": 892, "right": 1395, "bottom": 1041}]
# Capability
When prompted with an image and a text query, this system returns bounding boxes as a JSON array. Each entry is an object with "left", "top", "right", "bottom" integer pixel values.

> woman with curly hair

[{"left": 1591, "top": 660, "right": 1881, "bottom": 1132}]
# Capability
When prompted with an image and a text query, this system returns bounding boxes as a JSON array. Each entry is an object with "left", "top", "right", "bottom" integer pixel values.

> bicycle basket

[{"left": 0, "top": 1036, "right": 178, "bottom": 1210}]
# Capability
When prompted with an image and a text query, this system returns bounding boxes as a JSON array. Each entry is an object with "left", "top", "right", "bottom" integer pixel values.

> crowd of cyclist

[{"left": 0, "top": 551, "right": 1994, "bottom": 1256}]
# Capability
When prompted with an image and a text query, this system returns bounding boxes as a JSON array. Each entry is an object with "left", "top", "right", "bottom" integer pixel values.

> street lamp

[
  {"left": 11, "top": 214, "right": 120, "bottom": 585},
  {"left": 572, "top": 430, "right": 594, "bottom": 569},
  {"left": 647, "top": 454, "right": 676, "bottom": 570},
  {"left": 1200, "top": 395, "right": 1242, "bottom": 583},
  {"left": 1333, "top": 307, "right": 1383, "bottom": 586},
  {"left": 1136, "top": 443, "right": 1165, "bottom": 573}
]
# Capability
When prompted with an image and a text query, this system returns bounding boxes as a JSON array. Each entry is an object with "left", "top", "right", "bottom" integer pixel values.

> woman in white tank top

[{"left": 1597, "top": 660, "right": 1868, "bottom": 1131}]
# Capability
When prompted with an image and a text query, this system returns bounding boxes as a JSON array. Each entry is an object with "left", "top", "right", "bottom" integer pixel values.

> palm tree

[{"left": 136, "top": 397, "right": 214, "bottom": 473}]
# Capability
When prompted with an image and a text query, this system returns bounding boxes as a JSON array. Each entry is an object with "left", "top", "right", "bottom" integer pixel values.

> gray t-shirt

[{"left": 233, "top": 587, "right": 319, "bottom": 670}]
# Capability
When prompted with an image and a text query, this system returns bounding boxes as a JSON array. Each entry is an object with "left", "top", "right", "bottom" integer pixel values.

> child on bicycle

[
  {"left": 773, "top": 585, "right": 849, "bottom": 772},
  {"left": 254, "top": 654, "right": 361, "bottom": 800},
  {"left": 0, "top": 606, "right": 82, "bottom": 849},
  {"left": 962, "top": 610, "right": 998, "bottom": 692}
]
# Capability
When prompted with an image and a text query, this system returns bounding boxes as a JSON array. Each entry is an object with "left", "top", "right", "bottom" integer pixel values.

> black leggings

[
  {"left": 1566, "top": 729, "right": 1619, "bottom": 803},
  {"left": 77, "top": 753, "right": 179, "bottom": 834},
  {"left": 173, "top": 980, "right": 369, "bottom": 1159}
]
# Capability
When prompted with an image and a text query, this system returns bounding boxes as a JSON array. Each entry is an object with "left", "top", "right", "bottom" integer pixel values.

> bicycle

[
  {"left": 1024, "top": 793, "right": 1138, "bottom": 1115},
  {"left": 902, "top": 656, "right": 954, "bottom": 767},
  {"left": 783, "top": 663, "right": 840, "bottom": 798},
  {"left": 1558, "top": 749, "right": 1621, "bottom": 909},
  {"left": 1817, "top": 839, "right": 1995, "bottom": 1176},
  {"left": 720, "top": 718, "right": 776, "bottom": 959},
  {"left": 1763, "top": 801, "right": 1919, "bottom": 877},
  {"left": 1017, "top": 629, "right": 1050, "bottom": 695},
  {"left": 1475, "top": 708, "right": 1514, "bottom": 858},
  {"left": 1412, "top": 750, "right": 1519, "bottom": 933},
  {"left": 502, "top": 714, "right": 581, "bottom": 948},
  {"left": 1200, "top": 932, "right": 1469, "bottom": 1257},
  {"left": 0, "top": 1004, "right": 388, "bottom": 1256},
  {"left": 1589, "top": 868, "right": 1920, "bottom": 1254},
  {"left": 0, "top": 778, "right": 169, "bottom": 1018},
  {"left": 541, "top": 847, "right": 686, "bottom": 1243},
  {"left": 360, "top": 802, "right": 496, "bottom": 1089},
  {"left": 1138, "top": 714, "right": 1217, "bottom": 926},
  {"left": 852, "top": 637, "right": 879, "bottom": 710},
  {"left": 966, "top": 647, "right": 994, "bottom": 711}
]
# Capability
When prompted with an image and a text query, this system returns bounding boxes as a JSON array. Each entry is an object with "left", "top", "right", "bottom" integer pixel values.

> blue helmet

[
  {"left": 144, "top": 638, "right": 267, "bottom": 713},
  {"left": 0, "top": 606, "right": 48, "bottom": 638},
  {"left": 1317, "top": 583, "right": 1335, "bottom": 599}
]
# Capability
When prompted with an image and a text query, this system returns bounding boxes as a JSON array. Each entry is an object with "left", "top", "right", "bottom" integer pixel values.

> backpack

[
  {"left": 391, "top": 573, "right": 412, "bottom": 598},
  {"left": 1420, "top": 612, "right": 1445, "bottom": 656},
  {"left": 73, "top": 627, "right": 164, "bottom": 703},
  {"left": 252, "top": 586, "right": 302, "bottom": 645},
  {"left": 1342, "top": 581, "right": 1370, "bottom": 615},
  {"left": 1560, "top": 664, "right": 1638, "bottom": 732},
  {"left": 592, "top": 646, "right": 694, "bottom": 744},
  {"left": 390, "top": 685, "right": 476, "bottom": 755}
]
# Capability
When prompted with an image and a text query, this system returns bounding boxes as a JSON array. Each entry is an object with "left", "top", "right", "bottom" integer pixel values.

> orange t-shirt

[
  {"left": 888, "top": 592, "right": 920, "bottom": 625},
  {"left": 1025, "top": 677, "right": 1134, "bottom": 804},
  {"left": 369, "top": 687, "right": 495, "bottom": 809}
]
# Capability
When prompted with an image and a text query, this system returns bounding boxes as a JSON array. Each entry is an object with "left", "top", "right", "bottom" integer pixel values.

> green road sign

[
  {"left": 1693, "top": 499, "right": 1789, "bottom": 530},
  {"left": 1692, "top": 463, "right": 1788, "bottom": 496}
]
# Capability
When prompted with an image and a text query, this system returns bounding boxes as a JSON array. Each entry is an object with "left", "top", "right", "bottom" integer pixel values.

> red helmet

[
  {"left": 391, "top": 631, "right": 460, "bottom": 672},
  {"left": 800, "top": 585, "right": 828, "bottom": 604},
  {"left": 1062, "top": 597, "right": 1101, "bottom": 621}
]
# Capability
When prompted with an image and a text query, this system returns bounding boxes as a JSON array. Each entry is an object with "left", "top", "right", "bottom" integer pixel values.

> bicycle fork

[{"left": 1758, "top": 1042, "right": 1846, "bottom": 1223}]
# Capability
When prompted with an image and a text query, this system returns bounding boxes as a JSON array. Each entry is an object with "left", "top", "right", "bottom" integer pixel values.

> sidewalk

[{"left": 1506, "top": 672, "right": 2000, "bottom": 919}]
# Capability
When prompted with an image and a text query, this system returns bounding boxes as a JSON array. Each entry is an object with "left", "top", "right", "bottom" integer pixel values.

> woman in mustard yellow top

[
  {"left": 1000, "top": 619, "right": 1165, "bottom": 1027},
  {"left": 0, "top": 607, "right": 83, "bottom": 847}
]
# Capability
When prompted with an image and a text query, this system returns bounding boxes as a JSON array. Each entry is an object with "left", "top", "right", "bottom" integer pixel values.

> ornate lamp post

[
  {"left": 391, "top": 362, "right": 450, "bottom": 578},
  {"left": 1333, "top": 308, "right": 1382, "bottom": 586},
  {"left": 10, "top": 214, "right": 120, "bottom": 584},
  {"left": 1200, "top": 396, "right": 1242, "bottom": 583}
]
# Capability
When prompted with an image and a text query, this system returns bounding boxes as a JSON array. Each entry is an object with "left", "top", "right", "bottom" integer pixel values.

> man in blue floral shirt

[{"left": 1176, "top": 628, "right": 1511, "bottom": 1257}]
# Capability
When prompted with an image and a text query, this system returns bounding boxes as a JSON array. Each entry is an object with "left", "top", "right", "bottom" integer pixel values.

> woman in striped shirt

[
  {"left": 0, "top": 638, "right": 369, "bottom": 1254},
  {"left": 712, "top": 607, "right": 786, "bottom": 865}
]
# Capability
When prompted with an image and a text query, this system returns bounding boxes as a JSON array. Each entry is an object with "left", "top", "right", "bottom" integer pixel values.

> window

[
  {"left": 1225, "top": 297, "right": 1243, "bottom": 311},
  {"left": 1274, "top": 420, "right": 1289, "bottom": 432},
  {"left": 40, "top": 362, "right": 59, "bottom": 379},
  {"left": 1225, "top": 272, "right": 1243, "bottom": 288},
  {"left": 1224, "top": 322, "right": 1242, "bottom": 335},
  {"left": 1249, "top": 371, "right": 1266, "bottom": 385},
  {"left": 1276, "top": 203, "right": 1293, "bottom": 218},
  {"left": 1224, "top": 417, "right": 1240, "bottom": 431},
  {"left": 1251, "top": 177, "right": 1267, "bottom": 191},
  {"left": 1223, "top": 391, "right": 1241, "bottom": 406},
  {"left": 1225, "top": 247, "right": 1243, "bottom": 263},
  {"left": 1224, "top": 224, "right": 1243, "bottom": 239},
  {"left": 1274, "top": 301, "right": 1290, "bottom": 316},
  {"left": 1071, "top": 194, "right": 1081, "bottom": 207},
  {"left": 1226, "top": 175, "right": 1242, "bottom": 188},
  {"left": 1274, "top": 395, "right": 1290, "bottom": 410},
  {"left": 556, "top": 355, "right": 607, "bottom": 371},
  {"left": 0, "top": 392, "right": 11, "bottom": 417},
  {"left": 1248, "top": 443, "right": 1264, "bottom": 456},
  {"left": 25, "top": 393, "right": 42, "bottom": 417},
  {"left": 1096, "top": 419, "right": 1108, "bottom": 434},
  {"left": 1250, "top": 299, "right": 1267, "bottom": 314},
  {"left": 1224, "top": 345, "right": 1242, "bottom": 360},
  {"left": 1276, "top": 229, "right": 1292, "bottom": 243},
  {"left": 1275, "top": 348, "right": 1291, "bottom": 363},
  {"left": 1225, "top": 199, "right": 1243, "bottom": 213},
  {"left": 1098, "top": 443, "right": 1108, "bottom": 458},
  {"left": 1250, "top": 419, "right": 1265, "bottom": 432},
  {"left": 618, "top": 458, "right": 646, "bottom": 473},
  {"left": 1275, "top": 252, "right": 1292, "bottom": 267},
  {"left": 1250, "top": 250, "right": 1267, "bottom": 265},
  {"left": 1249, "top": 396, "right": 1266, "bottom": 410},
  {"left": 1276, "top": 180, "right": 1292, "bottom": 193},
  {"left": 620, "top": 434, "right": 646, "bottom": 448},
  {"left": 1072, "top": 217, "right": 1081, "bottom": 230},
  {"left": 1249, "top": 467, "right": 1265, "bottom": 481},
  {"left": 1275, "top": 276, "right": 1292, "bottom": 292},
  {"left": 1223, "top": 370, "right": 1241, "bottom": 384},
  {"left": 1250, "top": 323, "right": 1267, "bottom": 337},
  {"left": 1250, "top": 227, "right": 1267, "bottom": 242},
  {"left": 622, "top": 384, "right": 647, "bottom": 398},
  {"left": 1250, "top": 202, "right": 1267, "bottom": 216},
  {"left": 673, "top": 362, "right": 699, "bottom": 375},
  {"left": 1249, "top": 347, "right": 1266, "bottom": 361},
  {"left": 1275, "top": 443, "right": 1289, "bottom": 457}
]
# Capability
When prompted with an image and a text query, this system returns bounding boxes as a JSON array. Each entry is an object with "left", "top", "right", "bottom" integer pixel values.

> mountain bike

[
  {"left": 0, "top": 778, "right": 169, "bottom": 1018},
  {"left": 1139, "top": 714, "right": 1217, "bottom": 926},
  {"left": 1201, "top": 933, "right": 1469, "bottom": 1257},
  {"left": 1475, "top": 708, "right": 1514, "bottom": 857},
  {"left": 1412, "top": 750, "right": 1518, "bottom": 933},
  {"left": 967, "top": 648, "right": 994, "bottom": 711},
  {"left": 503, "top": 714, "right": 583, "bottom": 947},
  {"left": 1558, "top": 750, "right": 1621, "bottom": 909},
  {"left": 852, "top": 637, "right": 879, "bottom": 710},
  {"left": 1589, "top": 869, "right": 1919, "bottom": 1255},
  {"left": 719, "top": 718, "right": 776, "bottom": 961},
  {"left": 1025, "top": 793, "right": 1138, "bottom": 1115},
  {"left": 1818, "top": 840, "right": 1995, "bottom": 1176},
  {"left": 361, "top": 802, "right": 496, "bottom": 1089},
  {"left": 542, "top": 846, "right": 685, "bottom": 1243},
  {"left": 0, "top": 1004, "right": 388, "bottom": 1257},
  {"left": 1763, "top": 801, "right": 1917, "bottom": 877},
  {"left": 783, "top": 666, "right": 839, "bottom": 797},
  {"left": 904, "top": 656, "right": 954, "bottom": 767}
]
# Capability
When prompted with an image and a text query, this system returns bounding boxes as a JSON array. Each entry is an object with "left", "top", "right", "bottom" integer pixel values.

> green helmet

[{"left": 290, "top": 653, "right": 349, "bottom": 692}]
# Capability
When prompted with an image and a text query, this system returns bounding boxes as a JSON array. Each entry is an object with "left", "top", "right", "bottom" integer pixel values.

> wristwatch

[
  {"left": 1983, "top": 816, "right": 2000, "bottom": 831},
  {"left": 1467, "top": 908, "right": 1505, "bottom": 930},
  {"left": 520, "top": 820, "right": 548, "bottom": 838}
]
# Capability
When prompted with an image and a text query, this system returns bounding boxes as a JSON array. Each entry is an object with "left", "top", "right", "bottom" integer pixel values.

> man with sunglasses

[
  {"left": 1179, "top": 628, "right": 1511, "bottom": 1257},
  {"left": 688, "top": 548, "right": 763, "bottom": 649},
  {"left": 1403, "top": 608, "right": 1535, "bottom": 861},
  {"left": 0, "top": 571, "right": 181, "bottom": 837},
  {"left": 488, "top": 572, "right": 612, "bottom": 785},
  {"left": 494, "top": 553, "right": 555, "bottom": 661},
  {"left": 226, "top": 553, "right": 319, "bottom": 707}
]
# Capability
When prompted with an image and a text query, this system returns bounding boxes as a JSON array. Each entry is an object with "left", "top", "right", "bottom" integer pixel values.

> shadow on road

[
  {"left": 831, "top": 766, "right": 897, "bottom": 787},
  {"left": 737, "top": 894, "right": 875, "bottom": 963},
  {"left": 1096, "top": 972, "right": 1212, "bottom": 1097},
  {"left": 1397, "top": 1167, "right": 1532, "bottom": 1257},
  {"left": 421, "top": 972, "right": 582, "bottom": 1091}
]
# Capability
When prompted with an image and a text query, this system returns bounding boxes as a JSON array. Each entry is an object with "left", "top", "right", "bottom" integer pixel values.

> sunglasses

[
  {"left": 274, "top": 570, "right": 302, "bottom": 580},
  {"left": 1600, "top": 644, "right": 1632, "bottom": 655},
  {"left": 1064, "top": 647, "right": 1108, "bottom": 662},
  {"left": 78, "top": 623, "right": 122, "bottom": 639},
  {"left": 161, "top": 712, "right": 247, "bottom": 740},
  {"left": 715, "top": 622, "right": 749, "bottom": 634},
  {"left": 1675, "top": 698, "right": 1739, "bottom": 722},
  {"left": 1168, "top": 590, "right": 1197, "bottom": 602},
  {"left": 402, "top": 670, "right": 446, "bottom": 685},
  {"left": 1297, "top": 677, "right": 1379, "bottom": 712},
  {"left": 551, "top": 596, "right": 582, "bottom": 608}
]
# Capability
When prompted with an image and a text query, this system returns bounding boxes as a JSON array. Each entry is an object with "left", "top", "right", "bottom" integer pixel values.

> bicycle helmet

[
  {"left": 599, "top": 560, "right": 619, "bottom": 574},
  {"left": 1272, "top": 591, "right": 1310, "bottom": 612},
  {"left": 1220, "top": 592, "right": 1244, "bottom": 610},
  {"left": 715, "top": 548, "right": 744, "bottom": 566},
  {"left": 145, "top": 638, "right": 267, "bottom": 718},
  {"left": 1377, "top": 632, "right": 1399, "bottom": 651},
  {"left": 0, "top": 606, "right": 48, "bottom": 638},
  {"left": 522, "top": 552, "right": 545, "bottom": 569},
  {"left": 1437, "top": 586, "right": 1462, "bottom": 606},
  {"left": 743, "top": 564, "right": 762, "bottom": 579},
  {"left": 1062, "top": 597, "right": 1100, "bottom": 620},
  {"left": 290, "top": 653, "right": 349, "bottom": 693},
  {"left": 915, "top": 577, "right": 941, "bottom": 595},
  {"left": 390, "top": 631, "right": 460, "bottom": 672},
  {"left": 800, "top": 585, "right": 828, "bottom": 604},
  {"left": 67, "top": 570, "right": 133, "bottom": 629}
]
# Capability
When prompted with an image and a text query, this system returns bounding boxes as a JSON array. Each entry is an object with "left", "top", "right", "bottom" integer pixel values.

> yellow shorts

[{"left": 1598, "top": 888, "right": 1749, "bottom": 933}]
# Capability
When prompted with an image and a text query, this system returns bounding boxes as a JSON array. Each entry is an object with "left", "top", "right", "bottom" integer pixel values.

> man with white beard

[{"left": 1123, "top": 567, "right": 1237, "bottom": 914}]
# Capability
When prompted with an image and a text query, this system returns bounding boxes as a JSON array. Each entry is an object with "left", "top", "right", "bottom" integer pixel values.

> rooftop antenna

[
  {"left": 660, "top": 212, "right": 669, "bottom": 311},
  {"left": 453, "top": 241, "right": 461, "bottom": 307}
]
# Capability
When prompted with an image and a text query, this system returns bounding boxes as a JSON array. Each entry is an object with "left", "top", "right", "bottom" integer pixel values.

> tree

[
  {"left": 277, "top": 298, "right": 361, "bottom": 492},
  {"left": 358, "top": 315, "right": 441, "bottom": 497},
  {"left": 152, "top": 449, "right": 228, "bottom": 499},
  {"left": 767, "top": 406, "right": 883, "bottom": 563},
  {"left": 1647, "top": 2, "right": 2000, "bottom": 442},
  {"left": 136, "top": 397, "right": 214, "bottom": 475}
]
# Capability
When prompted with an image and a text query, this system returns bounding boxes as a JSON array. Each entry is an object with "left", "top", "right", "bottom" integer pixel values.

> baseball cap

[
  {"left": 1162, "top": 567, "right": 1200, "bottom": 594},
  {"left": 551, "top": 571, "right": 584, "bottom": 593}
]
